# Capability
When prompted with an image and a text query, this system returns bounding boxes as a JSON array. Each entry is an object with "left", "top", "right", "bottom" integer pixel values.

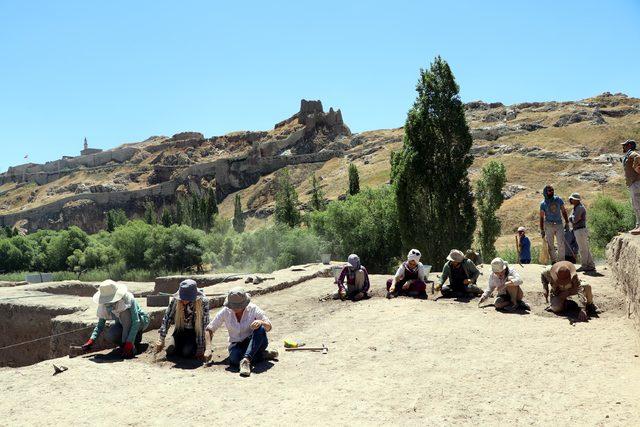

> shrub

[{"left": 588, "top": 195, "right": 635, "bottom": 249}]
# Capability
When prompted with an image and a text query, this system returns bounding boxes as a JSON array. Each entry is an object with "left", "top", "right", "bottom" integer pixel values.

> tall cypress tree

[
  {"left": 232, "top": 194, "right": 246, "bottom": 233},
  {"left": 310, "top": 174, "right": 326, "bottom": 211},
  {"left": 348, "top": 163, "right": 360, "bottom": 196},
  {"left": 391, "top": 56, "right": 476, "bottom": 267},
  {"left": 274, "top": 168, "right": 301, "bottom": 227},
  {"left": 476, "top": 160, "right": 507, "bottom": 259}
]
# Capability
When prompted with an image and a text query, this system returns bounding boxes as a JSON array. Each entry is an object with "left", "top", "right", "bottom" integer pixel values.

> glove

[
  {"left": 81, "top": 339, "right": 94, "bottom": 351},
  {"left": 122, "top": 342, "right": 135, "bottom": 358},
  {"left": 434, "top": 283, "right": 442, "bottom": 292}
]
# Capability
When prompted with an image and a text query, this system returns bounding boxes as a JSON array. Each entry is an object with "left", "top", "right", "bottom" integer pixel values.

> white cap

[
  {"left": 517, "top": 226, "right": 526, "bottom": 232},
  {"left": 491, "top": 257, "right": 507, "bottom": 273}
]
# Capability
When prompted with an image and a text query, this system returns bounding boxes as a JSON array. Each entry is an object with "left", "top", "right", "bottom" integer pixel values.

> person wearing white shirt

[
  {"left": 478, "top": 258, "right": 530, "bottom": 311},
  {"left": 205, "top": 287, "right": 278, "bottom": 377}
]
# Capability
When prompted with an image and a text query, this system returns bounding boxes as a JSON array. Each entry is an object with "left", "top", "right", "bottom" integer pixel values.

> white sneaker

[{"left": 239, "top": 358, "right": 251, "bottom": 377}]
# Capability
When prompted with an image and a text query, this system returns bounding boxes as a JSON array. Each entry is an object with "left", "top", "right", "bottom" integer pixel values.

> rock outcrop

[{"left": 606, "top": 234, "right": 640, "bottom": 334}]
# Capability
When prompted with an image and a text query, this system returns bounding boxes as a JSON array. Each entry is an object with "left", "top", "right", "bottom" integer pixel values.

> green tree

[
  {"left": 476, "top": 161, "right": 507, "bottom": 259},
  {"left": 232, "top": 194, "right": 246, "bottom": 233},
  {"left": 348, "top": 163, "right": 360, "bottom": 196},
  {"left": 145, "top": 225, "right": 205, "bottom": 271},
  {"left": 106, "top": 209, "right": 128, "bottom": 232},
  {"left": 144, "top": 202, "right": 157, "bottom": 225},
  {"left": 274, "top": 169, "right": 301, "bottom": 227},
  {"left": 175, "top": 199, "right": 185, "bottom": 225},
  {"left": 161, "top": 207, "right": 173, "bottom": 228},
  {"left": 310, "top": 174, "right": 326, "bottom": 211},
  {"left": 310, "top": 187, "right": 400, "bottom": 272},
  {"left": 391, "top": 56, "right": 476, "bottom": 267},
  {"left": 45, "top": 226, "right": 90, "bottom": 271},
  {"left": 111, "top": 220, "right": 153, "bottom": 269}
]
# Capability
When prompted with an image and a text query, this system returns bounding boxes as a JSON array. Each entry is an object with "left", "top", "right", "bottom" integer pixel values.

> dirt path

[{"left": 1, "top": 265, "right": 639, "bottom": 425}]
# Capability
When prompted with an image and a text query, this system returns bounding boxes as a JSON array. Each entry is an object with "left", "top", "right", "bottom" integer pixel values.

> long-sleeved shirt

[
  {"left": 90, "top": 297, "right": 149, "bottom": 344},
  {"left": 159, "top": 297, "right": 210, "bottom": 355},
  {"left": 206, "top": 303, "right": 270, "bottom": 345},
  {"left": 481, "top": 269, "right": 523, "bottom": 300},
  {"left": 336, "top": 265, "right": 370, "bottom": 293},
  {"left": 439, "top": 259, "right": 480, "bottom": 286}
]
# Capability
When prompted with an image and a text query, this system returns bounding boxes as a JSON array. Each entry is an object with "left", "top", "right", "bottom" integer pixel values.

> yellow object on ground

[{"left": 284, "top": 339, "right": 305, "bottom": 348}]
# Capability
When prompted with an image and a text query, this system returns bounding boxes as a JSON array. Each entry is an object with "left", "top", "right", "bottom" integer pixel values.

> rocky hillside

[{"left": 1, "top": 94, "right": 639, "bottom": 247}]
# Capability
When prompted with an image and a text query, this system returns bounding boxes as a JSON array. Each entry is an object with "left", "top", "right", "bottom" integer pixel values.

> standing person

[
  {"left": 541, "top": 261, "right": 597, "bottom": 321},
  {"left": 568, "top": 193, "right": 596, "bottom": 272},
  {"left": 478, "top": 257, "right": 529, "bottom": 311},
  {"left": 335, "top": 254, "right": 370, "bottom": 301},
  {"left": 436, "top": 249, "right": 482, "bottom": 298},
  {"left": 516, "top": 227, "right": 531, "bottom": 264},
  {"left": 155, "top": 279, "right": 210, "bottom": 361},
  {"left": 621, "top": 139, "right": 640, "bottom": 235},
  {"left": 539, "top": 185, "right": 570, "bottom": 263},
  {"left": 205, "top": 287, "right": 278, "bottom": 377},
  {"left": 82, "top": 280, "right": 150, "bottom": 358},
  {"left": 386, "top": 249, "right": 429, "bottom": 299}
]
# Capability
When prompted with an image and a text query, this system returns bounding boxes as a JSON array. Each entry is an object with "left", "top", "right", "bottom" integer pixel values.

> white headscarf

[
  {"left": 407, "top": 249, "right": 421, "bottom": 263},
  {"left": 96, "top": 292, "right": 133, "bottom": 320}
]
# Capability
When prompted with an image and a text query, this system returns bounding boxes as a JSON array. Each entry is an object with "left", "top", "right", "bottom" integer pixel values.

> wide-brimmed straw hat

[
  {"left": 447, "top": 249, "right": 465, "bottom": 263},
  {"left": 93, "top": 280, "right": 128, "bottom": 304},
  {"left": 550, "top": 261, "right": 577, "bottom": 286},
  {"left": 491, "top": 257, "right": 508, "bottom": 273},
  {"left": 173, "top": 279, "right": 205, "bottom": 302},
  {"left": 224, "top": 287, "right": 251, "bottom": 310}
]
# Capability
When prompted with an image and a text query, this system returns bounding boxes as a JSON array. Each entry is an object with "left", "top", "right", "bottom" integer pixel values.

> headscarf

[
  {"left": 407, "top": 249, "right": 421, "bottom": 263},
  {"left": 347, "top": 254, "right": 361, "bottom": 280},
  {"left": 96, "top": 292, "right": 133, "bottom": 320}
]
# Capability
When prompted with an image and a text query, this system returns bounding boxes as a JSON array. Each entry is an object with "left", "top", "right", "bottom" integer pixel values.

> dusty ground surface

[{"left": 1, "top": 264, "right": 639, "bottom": 426}]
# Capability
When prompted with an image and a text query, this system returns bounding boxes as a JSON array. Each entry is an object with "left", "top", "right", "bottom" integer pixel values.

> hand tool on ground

[
  {"left": 285, "top": 344, "right": 328, "bottom": 354},
  {"left": 52, "top": 364, "right": 68, "bottom": 375}
]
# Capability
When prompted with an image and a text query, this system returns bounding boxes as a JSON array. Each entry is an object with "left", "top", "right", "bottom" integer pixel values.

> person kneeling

[
  {"left": 83, "top": 280, "right": 150, "bottom": 358},
  {"left": 542, "top": 261, "right": 597, "bottom": 321},
  {"left": 386, "top": 249, "right": 428, "bottom": 299},
  {"left": 478, "top": 258, "right": 530, "bottom": 311},
  {"left": 205, "top": 287, "right": 278, "bottom": 377},
  {"left": 335, "top": 254, "right": 370, "bottom": 301},
  {"left": 436, "top": 249, "right": 482, "bottom": 298},
  {"left": 155, "top": 279, "right": 210, "bottom": 361}
]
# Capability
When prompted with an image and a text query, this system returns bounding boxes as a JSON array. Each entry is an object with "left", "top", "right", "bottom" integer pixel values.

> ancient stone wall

[{"left": 606, "top": 234, "right": 640, "bottom": 334}]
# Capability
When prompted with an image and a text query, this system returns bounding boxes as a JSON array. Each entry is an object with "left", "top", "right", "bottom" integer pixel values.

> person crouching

[
  {"left": 478, "top": 258, "right": 530, "bottom": 311},
  {"left": 335, "top": 254, "right": 370, "bottom": 301},
  {"left": 386, "top": 249, "right": 428, "bottom": 299},
  {"left": 205, "top": 287, "right": 278, "bottom": 377},
  {"left": 82, "top": 280, "right": 150, "bottom": 358},
  {"left": 155, "top": 279, "right": 210, "bottom": 361}
]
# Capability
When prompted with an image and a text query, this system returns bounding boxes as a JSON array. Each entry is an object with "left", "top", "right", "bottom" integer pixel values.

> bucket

[{"left": 320, "top": 253, "right": 331, "bottom": 265}]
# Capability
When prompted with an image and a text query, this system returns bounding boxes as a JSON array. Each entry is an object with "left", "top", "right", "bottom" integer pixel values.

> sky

[{"left": 1, "top": 0, "right": 639, "bottom": 172}]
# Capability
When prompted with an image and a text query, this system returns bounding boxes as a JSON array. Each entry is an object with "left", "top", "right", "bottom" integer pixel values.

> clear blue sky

[{"left": 1, "top": 0, "right": 639, "bottom": 172}]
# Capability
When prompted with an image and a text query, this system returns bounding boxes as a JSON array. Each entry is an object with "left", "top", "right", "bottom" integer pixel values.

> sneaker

[
  {"left": 262, "top": 349, "right": 279, "bottom": 361},
  {"left": 503, "top": 304, "right": 517, "bottom": 312},
  {"left": 629, "top": 228, "right": 640, "bottom": 235},
  {"left": 239, "top": 358, "right": 251, "bottom": 377}
]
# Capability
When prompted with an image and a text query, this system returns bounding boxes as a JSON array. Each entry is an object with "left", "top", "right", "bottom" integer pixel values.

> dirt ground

[{"left": 1, "top": 264, "right": 639, "bottom": 426}]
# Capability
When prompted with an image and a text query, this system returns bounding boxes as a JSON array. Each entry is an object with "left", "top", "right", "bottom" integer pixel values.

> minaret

[{"left": 83, "top": 137, "right": 88, "bottom": 150}]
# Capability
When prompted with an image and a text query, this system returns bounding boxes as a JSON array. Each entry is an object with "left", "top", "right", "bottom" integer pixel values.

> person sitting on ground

[
  {"left": 155, "top": 279, "right": 210, "bottom": 361},
  {"left": 478, "top": 258, "right": 529, "bottom": 311},
  {"left": 516, "top": 227, "right": 531, "bottom": 264},
  {"left": 205, "top": 287, "right": 278, "bottom": 377},
  {"left": 82, "top": 280, "right": 150, "bottom": 358},
  {"left": 436, "top": 249, "right": 482, "bottom": 298},
  {"left": 335, "top": 254, "right": 370, "bottom": 301},
  {"left": 387, "top": 249, "right": 429, "bottom": 299},
  {"left": 541, "top": 261, "right": 598, "bottom": 321}
]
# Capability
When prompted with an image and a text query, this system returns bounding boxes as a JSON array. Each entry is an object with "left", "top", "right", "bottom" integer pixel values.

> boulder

[{"left": 607, "top": 235, "right": 640, "bottom": 335}]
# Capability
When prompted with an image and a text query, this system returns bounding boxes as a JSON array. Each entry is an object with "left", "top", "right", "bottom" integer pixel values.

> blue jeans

[{"left": 228, "top": 326, "right": 269, "bottom": 366}]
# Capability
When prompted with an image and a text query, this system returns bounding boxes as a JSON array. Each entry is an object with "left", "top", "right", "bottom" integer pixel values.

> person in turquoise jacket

[{"left": 82, "top": 280, "right": 150, "bottom": 358}]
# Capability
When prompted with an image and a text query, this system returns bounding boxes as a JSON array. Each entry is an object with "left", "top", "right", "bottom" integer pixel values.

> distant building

[{"left": 80, "top": 137, "right": 103, "bottom": 156}]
